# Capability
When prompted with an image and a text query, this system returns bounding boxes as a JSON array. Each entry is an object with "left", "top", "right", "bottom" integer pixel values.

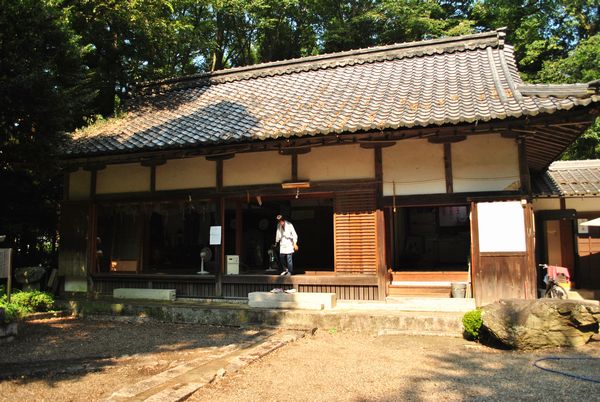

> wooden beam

[
  {"left": 428, "top": 135, "right": 466, "bottom": 144},
  {"left": 359, "top": 140, "right": 396, "bottom": 148},
  {"left": 206, "top": 153, "right": 235, "bottom": 161},
  {"left": 140, "top": 158, "right": 166, "bottom": 167},
  {"left": 444, "top": 143, "right": 453, "bottom": 194},
  {"left": 279, "top": 146, "right": 312, "bottom": 155}
]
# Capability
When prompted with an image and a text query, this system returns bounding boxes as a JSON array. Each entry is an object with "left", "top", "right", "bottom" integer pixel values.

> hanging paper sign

[{"left": 209, "top": 226, "right": 222, "bottom": 245}]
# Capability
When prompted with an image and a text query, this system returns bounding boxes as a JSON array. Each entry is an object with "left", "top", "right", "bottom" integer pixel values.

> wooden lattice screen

[{"left": 334, "top": 192, "right": 381, "bottom": 275}]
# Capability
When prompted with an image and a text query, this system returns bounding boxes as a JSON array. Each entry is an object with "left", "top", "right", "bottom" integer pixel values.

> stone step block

[
  {"left": 248, "top": 292, "right": 337, "bottom": 310},
  {"left": 113, "top": 288, "right": 176, "bottom": 301}
]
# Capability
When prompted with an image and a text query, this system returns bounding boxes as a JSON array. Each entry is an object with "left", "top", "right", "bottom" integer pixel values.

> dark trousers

[{"left": 279, "top": 253, "right": 293, "bottom": 274}]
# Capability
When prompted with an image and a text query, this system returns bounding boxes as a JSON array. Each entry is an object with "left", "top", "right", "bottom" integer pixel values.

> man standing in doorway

[{"left": 275, "top": 214, "right": 298, "bottom": 276}]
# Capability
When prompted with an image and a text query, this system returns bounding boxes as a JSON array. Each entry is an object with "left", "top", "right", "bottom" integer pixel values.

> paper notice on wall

[
  {"left": 209, "top": 226, "right": 222, "bottom": 245},
  {"left": 477, "top": 201, "right": 526, "bottom": 252}
]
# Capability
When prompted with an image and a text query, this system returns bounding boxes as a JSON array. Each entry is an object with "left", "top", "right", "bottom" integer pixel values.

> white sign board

[
  {"left": 209, "top": 226, "right": 222, "bottom": 245},
  {"left": 0, "top": 248, "right": 12, "bottom": 279},
  {"left": 477, "top": 201, "right": 526, "bottom": 253}
]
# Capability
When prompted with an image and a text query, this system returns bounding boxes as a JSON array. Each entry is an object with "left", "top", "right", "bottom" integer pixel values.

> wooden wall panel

[
  {"left": 334, "top": 192, "right": 379, "bottom": 275},
  {"left": 471, "top": 202, "right": 537, "bottom": 306}
]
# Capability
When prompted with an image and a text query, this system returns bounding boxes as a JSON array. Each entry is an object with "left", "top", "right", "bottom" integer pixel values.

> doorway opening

[
  {"left": 393, "top": 205, "right": 471, "bottom": 271},
  {"left": 225, "top": 197, "right": 334, "bottom": 274}
]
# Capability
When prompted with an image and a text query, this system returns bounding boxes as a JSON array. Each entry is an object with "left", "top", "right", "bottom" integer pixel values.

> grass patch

[{"left": 462, "top": 308, "right": 483, "bottom": 341}]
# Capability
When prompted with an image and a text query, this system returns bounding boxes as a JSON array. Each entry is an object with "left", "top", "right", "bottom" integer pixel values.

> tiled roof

[
  {"left": 67, "top": 29, "right": 600, "bottom": 158},
  {"left": 534, "top": 160, "right": 600, "bottom": 197}
]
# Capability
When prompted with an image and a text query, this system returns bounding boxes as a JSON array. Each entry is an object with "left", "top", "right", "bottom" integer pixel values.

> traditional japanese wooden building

[
  {"left": 59, "top": 29, "right": 600, "bottom": 306},
  {"left": 533, "top": 160, "right": 600, "bottom": 291}
]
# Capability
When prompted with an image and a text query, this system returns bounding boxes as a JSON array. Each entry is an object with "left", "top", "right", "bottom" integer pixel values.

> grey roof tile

[
  {"left": 534, "top": 160, "right": 600, "bottom": 197},
  {"left": 67, "top": 30, "right": 599, "bottom": 158}
]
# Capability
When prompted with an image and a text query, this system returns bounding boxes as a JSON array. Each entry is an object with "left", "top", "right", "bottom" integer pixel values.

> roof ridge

[{"left": 135, "top": 29, "right": 505, "bottom": 94}]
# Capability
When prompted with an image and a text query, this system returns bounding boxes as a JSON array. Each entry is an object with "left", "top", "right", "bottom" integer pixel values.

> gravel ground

[
  {"left": 0, "top": 316, "right": 274, "bottom": 401},
  {"left": 1, "top": 317, "right": 599, "bottom": 402},
  {"left": 189, "top": 331, "right": 600, "bottom": 402}
]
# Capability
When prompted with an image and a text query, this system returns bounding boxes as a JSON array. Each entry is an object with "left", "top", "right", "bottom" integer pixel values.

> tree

[
  {"left": 0, "top": 0, "right": 92, "bottom": 265},
  {"left": 537, "top": 34, "right": 600, "bottom": 160},
  {"left": 471, "top": 0, "right": 599, "bottom": 79}
]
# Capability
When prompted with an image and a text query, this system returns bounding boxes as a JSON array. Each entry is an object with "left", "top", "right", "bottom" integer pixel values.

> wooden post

[
  {"left": 374, "top": 147, "right": 383, "bottom": 210},
  {"left": 376, "top": 210, "right": 388, "bottom": 300},
  {"left": 444, "top": 143, "right": 454, "bottom": 194},
  {"left": 215, "top": 196, "right": 225, "bottom": 298},
  {"left": 150, "top": 165, "right": 156, "bottom": 193},
  {"left": 469, "top": 202, "right": 480, "bottom": 306},
  {"left": 90, "top": 170, "right": 97, "bottom": 199},
  {"left": 235, "top": 201, "right": 243, "bottom": 258},
  {"left": 216, "top": 159, "right": 223, "bottom": 192}
]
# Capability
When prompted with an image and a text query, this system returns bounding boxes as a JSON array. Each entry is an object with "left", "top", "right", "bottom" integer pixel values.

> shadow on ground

[{"left": 0, "top": 316, "right": 271, "bottom": 386}]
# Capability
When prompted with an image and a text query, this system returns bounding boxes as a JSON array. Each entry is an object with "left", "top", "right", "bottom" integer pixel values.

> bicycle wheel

[{"left": 545, "top": 284, "right": 568, "bottom": 299}]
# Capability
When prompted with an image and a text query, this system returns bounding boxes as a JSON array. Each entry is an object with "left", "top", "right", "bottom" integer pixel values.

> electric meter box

[{"left": 226, "top": 255, "right": 239, "bottom": 275}]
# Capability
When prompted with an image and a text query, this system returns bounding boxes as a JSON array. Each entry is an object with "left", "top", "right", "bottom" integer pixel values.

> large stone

[{"left": 482, "top": 299, "right": 600, "bottom": 350}]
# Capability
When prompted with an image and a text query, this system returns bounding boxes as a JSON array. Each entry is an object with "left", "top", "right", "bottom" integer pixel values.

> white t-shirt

[{"left": 275, "top": 221, "right": 298, "bottom": 254}]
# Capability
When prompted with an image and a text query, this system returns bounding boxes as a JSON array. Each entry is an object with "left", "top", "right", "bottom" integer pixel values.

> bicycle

[{"left": 539, "top": 264, "right": 569, "bottom": 299}]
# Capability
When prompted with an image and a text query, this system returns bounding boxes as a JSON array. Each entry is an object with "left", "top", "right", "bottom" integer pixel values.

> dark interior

[
  {"left": 225, "top": 198, "right": 334, "bottom": 273},
  {"left": 395, "top": 206, "right": 470, "bottom": 270}
]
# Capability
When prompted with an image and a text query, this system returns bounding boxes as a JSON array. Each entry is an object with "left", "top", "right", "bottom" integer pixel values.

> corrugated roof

[
  {"left": 534, "top": 160, "right": 600, "bottom": 197},
  {"left": 67, "top": 29, "right": 600, "bottom": 160}
]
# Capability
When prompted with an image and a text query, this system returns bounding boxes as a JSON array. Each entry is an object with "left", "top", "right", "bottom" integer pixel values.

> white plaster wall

[
  {"left": 532, "top": 198, "right": 561, "bottom": 211},
  {"left": 382, "top": 139, "right": 445, "bottom": 195},
  {"left": 298, "top": 144, "right": 374, "bottom": 181},
  {"left": 452, "top": 134, "right": 520, "bottom": 193},
  {"left": 69, "top": 169, "right": 91, "bottom": 200},
  {"left": 565, "top": 197, "right": 600, "bottom": 213},
  {"left": 224, "top": 151, "right": 290, "bottom": 186},
  {"left": 156, "top": 157, "right": 216, "bottom": 190},
  {"left": 96, "top": 163, "right": 150, "bottom": 194}
]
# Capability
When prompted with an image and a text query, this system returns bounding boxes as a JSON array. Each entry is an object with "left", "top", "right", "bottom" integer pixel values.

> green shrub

[
  {"left": 463, "top": 308, "right": 483, "bottom": 340},
  {"left": 9, "top": 290, "right": 55, "bottom": 313},
  {"left": 0, "top": 300, "right": 22, "bottom": 323}
]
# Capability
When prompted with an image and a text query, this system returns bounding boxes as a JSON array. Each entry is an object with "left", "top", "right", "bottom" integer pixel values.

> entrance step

[{"left": 389, "top": 271, "right": 471, "bottom": 298}]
